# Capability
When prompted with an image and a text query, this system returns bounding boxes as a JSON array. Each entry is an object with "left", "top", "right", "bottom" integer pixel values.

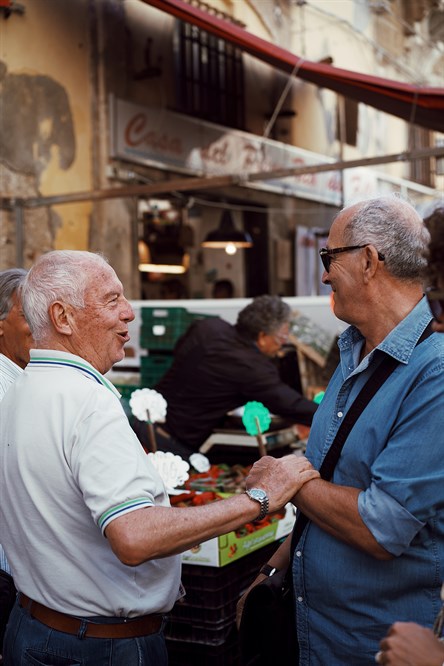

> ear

[
  {"left": 362, "top": 245, "right": 380, "bottom": 283},
  {"left": 49, "top": 301, "right": 73, "bottom": 336},
  {"left": 256, "top": 331, "right": 267, "bottom": 350}
]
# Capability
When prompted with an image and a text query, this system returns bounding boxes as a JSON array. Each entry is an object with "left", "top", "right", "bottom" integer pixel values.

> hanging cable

[{"left": 263, "top": 59, "right": 305, "bottom": 139}]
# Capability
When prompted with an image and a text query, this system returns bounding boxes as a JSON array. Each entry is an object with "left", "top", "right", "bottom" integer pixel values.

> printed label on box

[{"left": 182, "top": 503, "right": 296, "bottom": 567}]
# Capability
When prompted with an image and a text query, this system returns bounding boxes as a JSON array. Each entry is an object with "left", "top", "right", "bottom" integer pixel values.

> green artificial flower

[{"left": 242, "top": 401, "right": 271, "bottom": 435}]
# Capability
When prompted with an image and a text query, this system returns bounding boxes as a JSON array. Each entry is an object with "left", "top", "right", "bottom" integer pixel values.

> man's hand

[
  {"left": 245, "top": 454, "right": 320, "bottom": 514},
  {"left": 377, "top": 621, "right": 444, "bottom": 665}
]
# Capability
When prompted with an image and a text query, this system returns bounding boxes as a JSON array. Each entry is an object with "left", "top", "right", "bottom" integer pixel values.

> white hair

[{"left": 21, "top": 250, "right": 109, "bottom": 341}]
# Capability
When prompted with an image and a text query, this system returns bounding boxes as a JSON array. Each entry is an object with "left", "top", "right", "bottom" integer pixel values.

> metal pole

[{"left": 14, "top": 205, "right": 24, "bottom": 268}]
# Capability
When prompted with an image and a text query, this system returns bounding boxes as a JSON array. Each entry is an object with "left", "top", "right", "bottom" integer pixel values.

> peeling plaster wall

[
  {"left": 0, "top": 0, "right": 92, "bottom": 268},
  {"left": 0, "top": 0, "right": 139, "bottom": 296}
]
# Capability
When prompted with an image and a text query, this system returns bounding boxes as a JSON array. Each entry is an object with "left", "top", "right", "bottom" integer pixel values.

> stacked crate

[
  {"left": 139, "top": 307, "right": 214, "bottom": 387},
  {"left": 165, "top": 541, "right": 279, "bottom": 666}
]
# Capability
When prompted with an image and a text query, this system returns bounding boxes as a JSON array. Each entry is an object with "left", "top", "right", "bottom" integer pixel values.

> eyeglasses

[
  {"left": 319, "top": 244, "right": 385, "bottom": 272},
  {"left": 426, "top": 287, "right": 444, "bottom": 320},
  {"left": 271, "top": 328, "right": 290, "bottom": 345}
]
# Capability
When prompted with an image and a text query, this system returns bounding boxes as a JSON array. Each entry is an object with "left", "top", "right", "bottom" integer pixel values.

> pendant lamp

[{"left": 201, "top": 210, "right": 253, "bottom": 252}]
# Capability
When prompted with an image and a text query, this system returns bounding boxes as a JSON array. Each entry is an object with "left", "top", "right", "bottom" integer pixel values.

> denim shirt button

[
  {"left": 297, "top": 596, "right": 303, "bottom": 602},
  {"left": 337, "top": 411, "right": 343, "bottom": 417},
  {"left": 296, "top": 550, "right": 302, "bottom": 557}
]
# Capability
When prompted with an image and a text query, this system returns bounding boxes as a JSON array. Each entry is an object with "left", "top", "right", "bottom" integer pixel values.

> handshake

[{"left": 244, "top": 453, "right": 320, "bottom": 515}]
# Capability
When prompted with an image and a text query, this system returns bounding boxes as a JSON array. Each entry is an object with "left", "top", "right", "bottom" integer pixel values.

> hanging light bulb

[{"left": 225, "top": 242, "right": 237, "bottom": 255}]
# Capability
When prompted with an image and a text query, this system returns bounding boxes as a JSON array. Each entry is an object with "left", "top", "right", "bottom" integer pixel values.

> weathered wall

[
  {"left": 0, "top": 0, "right": 140, "bottom": 297},
  {"left": 0, "top": 0, "right": 92, "bottom": 268}
]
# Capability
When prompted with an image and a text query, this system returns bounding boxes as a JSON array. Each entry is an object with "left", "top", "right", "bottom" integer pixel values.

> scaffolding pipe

[{"left": 1, "top": 146, "right": 443, "bottom": 210}]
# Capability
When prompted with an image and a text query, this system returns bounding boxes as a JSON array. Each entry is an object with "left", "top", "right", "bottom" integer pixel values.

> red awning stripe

[{"left": 144, "top": 0, "right": 444, "bottom": 132}]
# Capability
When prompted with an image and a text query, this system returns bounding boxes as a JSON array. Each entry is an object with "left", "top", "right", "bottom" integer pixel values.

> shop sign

[{"left": 110, "top": 97, "right": 350, "bottom": 205}]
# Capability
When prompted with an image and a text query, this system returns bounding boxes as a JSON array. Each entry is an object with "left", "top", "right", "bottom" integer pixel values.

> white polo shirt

[
  {"left": 0, "top": 353, "right": 22, "bottom": 401},
  {"left": 0, "top": 349, "right": 181, "bottom": 617}
]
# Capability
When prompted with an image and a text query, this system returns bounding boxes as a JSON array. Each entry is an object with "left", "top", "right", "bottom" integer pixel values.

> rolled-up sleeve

[{"left": 358, "top": 483, "right": 424, "bottom": 555}]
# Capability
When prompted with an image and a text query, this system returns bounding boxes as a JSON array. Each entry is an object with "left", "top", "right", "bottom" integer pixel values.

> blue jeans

[{"left": 3, "top": 601, "right": 168, "bottom": 665}]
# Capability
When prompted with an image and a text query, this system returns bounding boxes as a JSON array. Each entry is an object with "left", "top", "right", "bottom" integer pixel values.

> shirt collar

[
  {"left": 29, "top": 349, "right": 121, "bottom": 398},
  {"left": 338, "top": 296, "right": 433, "bottom": 374},
  {"left": 0, "top": 353, "right": 23, "bottom": 374}
]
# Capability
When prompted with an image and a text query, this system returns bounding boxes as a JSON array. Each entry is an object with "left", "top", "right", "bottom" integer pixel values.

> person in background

[
  {"left": 286, "top": 196, "right": 444, "bottom": 665},
  {"left": 424, "top": 206, "right": 444, "bottom": 334},
  {"left": 212, "top": 278, "right": 234, "bottom": 298},
  {"left": 0, "top": 268, "right": 33, "bottom": 398},
  {"left": 0, "top": 268, "right": 33, "bottom": 663},
  {"left": 153, "top": 295, "right": 317, "bottom": 458},
  {"left": 375, "top": 207, "right": 444, "bottom": 666},
  {"left": 0, "top": 250, "right": 320, "bottom": 666},
  {"left": 160, "top": 278, "right": 188, "bottom": 300}
]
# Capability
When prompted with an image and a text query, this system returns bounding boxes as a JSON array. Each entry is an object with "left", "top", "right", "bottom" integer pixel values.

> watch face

[{"left": 249, "top": 488, "right": 267, "bottom": 501}]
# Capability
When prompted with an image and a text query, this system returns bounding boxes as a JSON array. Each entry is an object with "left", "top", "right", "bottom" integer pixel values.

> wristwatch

[{"left": 245, "top": 487, "right": 269, "bottom": 521}]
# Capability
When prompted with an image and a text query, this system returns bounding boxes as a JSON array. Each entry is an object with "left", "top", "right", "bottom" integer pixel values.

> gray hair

[
  {"left": 21, "top": 250, "right": 109, "bottom": 341},
  {"left": 236, "top": 295, "right": 291, "bottom": 340},
  {"left": 340, "top": 196, "right": 430, "bottom": 282},
  {"left": 0, "top": 268, "right": 28, "bottom": 320}
]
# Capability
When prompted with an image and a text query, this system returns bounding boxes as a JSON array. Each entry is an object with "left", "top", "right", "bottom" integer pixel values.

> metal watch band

[{"left": 245, "top": 488, "right": 269, "bottom": 521}]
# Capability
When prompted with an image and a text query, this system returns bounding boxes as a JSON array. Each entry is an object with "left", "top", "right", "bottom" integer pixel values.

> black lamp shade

[{"left": 201, "top": 210, "right": 253, "bottom": 248}]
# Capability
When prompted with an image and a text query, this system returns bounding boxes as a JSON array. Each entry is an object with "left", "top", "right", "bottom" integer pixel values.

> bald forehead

[{"left": 83, "top": 262, "right": 122, "bottom": 301}]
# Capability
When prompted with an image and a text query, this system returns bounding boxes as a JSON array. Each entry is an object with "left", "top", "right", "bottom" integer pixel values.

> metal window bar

[{"left": 176, "top": 19, "right": 244, "bottom": 129}]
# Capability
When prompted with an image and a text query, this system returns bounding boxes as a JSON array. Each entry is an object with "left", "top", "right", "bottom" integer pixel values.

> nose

[
  {"left": 121, "top": 298, "right": 135, "bottom": 322},
  {"left": 321, "top": 270, "right": 330, "bottom": 285}
]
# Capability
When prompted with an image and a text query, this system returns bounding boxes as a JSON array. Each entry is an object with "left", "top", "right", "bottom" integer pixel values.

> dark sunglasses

[
  {"left": 319, "top": 244, "right": 385, "bottom": 272},
  {"left": 426, "top": 287, "right": 444, "bottom": 320}
]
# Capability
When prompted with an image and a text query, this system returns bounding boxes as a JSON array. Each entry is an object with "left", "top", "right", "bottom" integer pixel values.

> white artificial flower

[
  {"left": 189, "top": 452, "right": 211, "bottom": 473},
  {"left": 147, "top": 451, "right": 190, "bottom": 490},
  {"left": 129, "top": 388, "right": 167, "bottom": 423}
]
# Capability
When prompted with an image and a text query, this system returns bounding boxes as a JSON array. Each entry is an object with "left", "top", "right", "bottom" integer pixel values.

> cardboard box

[{"left": 181, "top": 503, "right": 296, "bottom": 567}]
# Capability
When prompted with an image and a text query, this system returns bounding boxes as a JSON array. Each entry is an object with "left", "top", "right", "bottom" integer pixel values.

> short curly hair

[
  {"left": 424, "top": 207, "right": 444, "bottom": 286},
  {"left": 236, "top": 295, "right": 291, "bottom": 340}
]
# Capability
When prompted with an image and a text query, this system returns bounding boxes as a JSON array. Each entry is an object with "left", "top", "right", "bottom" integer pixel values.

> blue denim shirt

[{"left": 293, "top": 297, "right": 444, "bottom": 665}]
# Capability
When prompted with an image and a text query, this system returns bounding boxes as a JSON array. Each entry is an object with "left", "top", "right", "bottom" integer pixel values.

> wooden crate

[{"left": 289, "top": 310, "right": 338, "bottom": 398}]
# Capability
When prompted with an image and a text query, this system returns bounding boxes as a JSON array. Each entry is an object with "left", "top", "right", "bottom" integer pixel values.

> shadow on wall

[{"left": 0, "top": 60, "right": 75, "bottom": 178}]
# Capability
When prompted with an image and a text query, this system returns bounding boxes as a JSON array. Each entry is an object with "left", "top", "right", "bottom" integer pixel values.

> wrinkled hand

[
  {"left": 245, "top": 454, "right": 320, "bottom": 514},
  {"left": 378, "top": 622, "right": 444, "bottom": 665}
]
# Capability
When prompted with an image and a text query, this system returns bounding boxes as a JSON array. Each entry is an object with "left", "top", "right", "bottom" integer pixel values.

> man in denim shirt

[
  {"left": 292, "top": 196, "right": 444, "bottom": 665},
  {"left": 375, "top": 207, "right": 444, "bottom": 665}
]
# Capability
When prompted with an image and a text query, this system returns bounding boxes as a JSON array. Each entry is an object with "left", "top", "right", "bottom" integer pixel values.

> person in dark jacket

[{"left": 151, "top": 295, "right": 317, "bottom": 457}]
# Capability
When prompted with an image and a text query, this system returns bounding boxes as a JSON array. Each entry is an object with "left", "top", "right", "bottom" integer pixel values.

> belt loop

[
  {"left": 20, "top": 593, "right": 32, "bottom": 614},
  {"left": 77, "top": 618, "right": 88, "bottom": 640}
]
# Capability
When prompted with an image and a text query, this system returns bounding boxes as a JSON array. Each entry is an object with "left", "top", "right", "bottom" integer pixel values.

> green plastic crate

[
  {"left": 140, "top": 307, "right": 192, "bottom": 350},
  {"left": 141, "top": 354, "right": 174, "bottom": 386},
  {"left": 113, "top": 384, "right": 140, "bottom": 400}
]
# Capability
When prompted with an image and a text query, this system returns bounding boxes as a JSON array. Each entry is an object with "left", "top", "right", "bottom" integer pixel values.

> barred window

[{"left": 174, "top": 20, "right": 245, "bottom": 130}]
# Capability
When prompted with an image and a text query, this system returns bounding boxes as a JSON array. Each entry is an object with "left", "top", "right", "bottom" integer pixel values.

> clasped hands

[{"left": 245, "top": 454, "right": 320, "bottom": 514}]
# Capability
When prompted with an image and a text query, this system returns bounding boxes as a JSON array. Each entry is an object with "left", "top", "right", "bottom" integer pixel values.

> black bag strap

[{"left": 291, "top": 321, "right": 434, "bottom": 548}]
